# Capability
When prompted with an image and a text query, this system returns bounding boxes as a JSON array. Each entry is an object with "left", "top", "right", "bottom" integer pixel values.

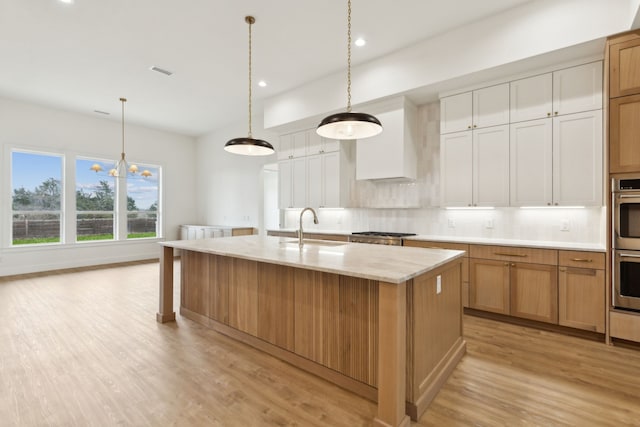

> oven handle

[
  {"left": 619, "top": 253, "right": 640, "bottom": 259},
  {"left": 615, "top": 194, "right": 640, "bottom": 199}
]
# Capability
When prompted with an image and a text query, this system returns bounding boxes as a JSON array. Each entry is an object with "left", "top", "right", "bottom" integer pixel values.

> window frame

[
  {"left": 10, "top": 148, "right": 65, "bottom": 247},
  {"left": 3, "top": 146, "right": 163, "bottom": 249}
]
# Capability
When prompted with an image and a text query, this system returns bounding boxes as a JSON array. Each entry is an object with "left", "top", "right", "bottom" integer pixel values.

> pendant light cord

[
  {"left": 248, "top": 18, "right": 253, "bottom": 138},
  {"left": 346, "top": 0, "right": 352, "bottom": 113},
  {"left": 120, "top": 97, "right": 126, "bottom": 159}
]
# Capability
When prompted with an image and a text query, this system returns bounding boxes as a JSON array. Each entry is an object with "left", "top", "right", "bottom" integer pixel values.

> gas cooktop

[{"left": 351, "top": 231, "right": 417, "bottom": 237}]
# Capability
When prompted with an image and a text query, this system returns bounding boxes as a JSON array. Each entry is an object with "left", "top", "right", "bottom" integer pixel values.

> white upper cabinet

[
  {"left": 552, "top": 110, "right": 603, "bottom": 206},
  {"left": 472, "top": 84, "right": 510, "bottom": 129},
  {"left": 510, "top": 61, "right": 603, "bottom": 123},
  {"left": 440, "top": 92, "right": 472, "bottom": 134},
  {"left": 307, "top": 131, "right": 340, "bottom": 155},
  {"left": 473, "top": 125, "right": 510, "bottom": 207},
  {"left": 440, "top": 125, "right": 510, "bottom": 208},
  {"left": 278, "top": 157, "right": 307, "bottom": 209},
  {"left": 440, "top": 84, "right": 509, "bottom": 134},
  {"left": 440, "top": 131, "right": 473, "bottom": 207},
  {"left": 306, "top": 150, "right": 349, "bottom": 209},
  {"left": 510, "top": 73, "right": 553, "bottom": 122},
  {"left": 553, "top": 62, "right": 603, "bottom": 116},
  {"left": 510, "top": 119, "right": 553, "bottom": 206},
  {"left": 277, "top": 130, "right": 308, "bottom": 160},
  {"left": 356, "top": 98, "right": 417, "bottom": 180}
]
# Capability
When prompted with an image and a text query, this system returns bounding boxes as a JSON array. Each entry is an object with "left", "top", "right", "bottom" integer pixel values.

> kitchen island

[{"left": 157, "top": 235, "right": 465, "bottom": 427}]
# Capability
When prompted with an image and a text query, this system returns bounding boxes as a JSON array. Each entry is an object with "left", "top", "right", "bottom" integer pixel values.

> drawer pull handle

[
  {"left": 494, "top": 252, "right": 527, "bottom": 257},
  {"left": 570, "top": 258, "right": 593, "bottom": 263}
]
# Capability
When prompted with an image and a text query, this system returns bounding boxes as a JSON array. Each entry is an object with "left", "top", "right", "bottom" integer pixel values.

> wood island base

[{"left": 157, "top": 238, "right": 465, "bottom": 426}]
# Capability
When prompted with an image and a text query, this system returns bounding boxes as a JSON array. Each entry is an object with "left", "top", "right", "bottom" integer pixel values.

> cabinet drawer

[
  {"left": 470, "top": 245, "right": 557, "bottom": 265},
  {"left": 404, "top": 240, "right": 469, "bottom": 253},
  {"left": 610, "top": 310, "right": 640, "bottom": 342},
  {"left": 558, "top": 250, "right": 605, "bottom": 270}
]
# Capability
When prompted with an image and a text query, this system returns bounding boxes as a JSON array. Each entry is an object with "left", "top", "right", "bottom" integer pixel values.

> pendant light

[
  {"left": 109, "top": 97, "right": 141, "bottom": 177},
  {"left": 224, "top": 16, "right": 274, "bottom": 156},
  {"left": 316, "top": 0, "right": 382, "bottom": 140}
]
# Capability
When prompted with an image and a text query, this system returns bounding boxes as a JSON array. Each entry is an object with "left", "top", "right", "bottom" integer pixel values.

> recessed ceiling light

[
  {"left": 354, "top": 38, "right": 366, "bottom": 47},
  {"left": 258, "top": 80, "right": 267, "bottom": 87},
  {"left": 59, "top": 0, "right": 74, "bottom": 4},
  {"left": 93, "top": 110, "right": 110, "bottom": 115}
]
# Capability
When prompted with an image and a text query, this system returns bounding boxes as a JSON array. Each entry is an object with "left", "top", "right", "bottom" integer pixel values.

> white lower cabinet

[
  {"left": 278, "top": 157, "right": 307, "bottom": 209},
  {"left": 440, "top": 125, "right": 509, "bottom": 207}
]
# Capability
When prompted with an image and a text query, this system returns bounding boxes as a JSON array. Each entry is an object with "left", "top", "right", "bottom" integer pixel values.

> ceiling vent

[{"left": 149, "top": 66, "right": 173, "bottom": 76}]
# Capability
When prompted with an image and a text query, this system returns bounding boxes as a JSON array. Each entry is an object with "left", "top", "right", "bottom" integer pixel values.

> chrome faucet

[{"left": 298, "top": 207, "right": 319, "bottom": 247}]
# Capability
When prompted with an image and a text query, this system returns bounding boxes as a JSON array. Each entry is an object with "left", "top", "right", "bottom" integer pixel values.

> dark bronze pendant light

[
  {"left": 316, "top": 0, "right": 382, "bottom": 140},
  {"left": 224, "top": 16, "right": 275, "bottom": 156}
]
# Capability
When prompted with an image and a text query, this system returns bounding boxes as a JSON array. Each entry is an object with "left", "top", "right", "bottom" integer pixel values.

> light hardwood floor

[{"left": 1, "top": 260, "right": 639, "bottom": 426}]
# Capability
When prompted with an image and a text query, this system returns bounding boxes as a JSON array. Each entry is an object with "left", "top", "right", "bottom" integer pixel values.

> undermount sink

[{"left": 281, "top": 239, "right": 347, "bottom": 247}]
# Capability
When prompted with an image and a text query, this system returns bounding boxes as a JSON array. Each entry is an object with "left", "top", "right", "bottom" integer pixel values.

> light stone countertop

[
  {"left": 266, "top": 229, "right": 605, "bottom": 252},
  {"left": 161, "top": 235, "right": 464, "bottom": 284},
  {"left": 405, "top": 235, "right": 606, "bottom": 252}
]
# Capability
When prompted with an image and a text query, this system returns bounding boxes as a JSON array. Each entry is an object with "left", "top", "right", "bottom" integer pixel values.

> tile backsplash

[{"left": 284, "top": 206, "right": 605, "bottom": 245}]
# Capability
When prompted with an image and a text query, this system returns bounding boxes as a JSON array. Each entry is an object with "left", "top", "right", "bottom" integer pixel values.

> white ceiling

[{"left": 0, "top": 0, "right": 539, "bottom": 137}]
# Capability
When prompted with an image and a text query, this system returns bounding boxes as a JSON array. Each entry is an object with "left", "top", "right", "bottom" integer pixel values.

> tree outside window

[{"left": 11, "top": 151, "right": 63, "bottom": 245}]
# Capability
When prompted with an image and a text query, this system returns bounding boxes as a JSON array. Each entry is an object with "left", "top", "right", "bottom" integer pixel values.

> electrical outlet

[
  {"left": 561, "top": 220, "right": 569, "bottom": 232},
  {"left": 448, "top": 218, "right": 455, "bottom": 228},
  {"left": 436, "top": 275, "right": 442, "bottom": 294},
  {"left": 485, "top": 219, "right": 494, "bottom": 229}
]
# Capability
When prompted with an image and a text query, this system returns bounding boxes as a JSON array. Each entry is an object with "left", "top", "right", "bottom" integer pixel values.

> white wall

[
  {"left": 0, "top": 97, "right": 198, "bottom": 275},
  {"left": 264, "top": 0, "right": 635, "bottom": 129},
  {"left": 195, "top": 112, "right": 278, "bottom": 233}
]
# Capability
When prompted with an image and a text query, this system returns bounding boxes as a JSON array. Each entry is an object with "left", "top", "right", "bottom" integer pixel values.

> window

[
  {"left": 11, "top": 151, "right": 63, "bottom": 245},
  {"left": 76, "top": 158, "right": 115, "bottom": 242},
  {"left": 126, "top": 165, "right": 160, "bottom": 239},
  {"left": 8, "top": 150, "right": 162, "bottom": 247}
]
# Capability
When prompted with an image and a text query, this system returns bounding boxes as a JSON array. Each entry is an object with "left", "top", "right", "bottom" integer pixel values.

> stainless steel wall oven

[{"left": 612, "top": 176, "right": 640, "bottom": 311}]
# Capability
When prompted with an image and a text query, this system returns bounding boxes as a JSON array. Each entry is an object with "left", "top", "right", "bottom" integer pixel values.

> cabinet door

[
  {"left": 440, "top": 131, "right": 472, "bottom": 207},
  {"left": 291, "top": 131, "right": 308, "bottom": 158},
  {"left": 291, "top": 157, "right": 307, "bottom": 207},
  {"left": 552, "top": 111, "right": 603, "bottom": 206},
  {"left": 473, "top": 125, "right": 510, "bottom": 207},
  {"left": 472, "top": 84, "right": 510, "bottom": 129},
  {"left": 469, "top": 258, "right": 510, "bottom": 314},
  {"left": 510, "top": 73, "right": 552, "bottom": 122},
  {"left": 306, "top": 154, "right": 322, "bottom": 208},
  {"left": 558, "top": 267, "right": 605, "bottom": 333},
  {"left": 278, "top": 160, "right": 292, "bottom": 209},
  {"left": 322, "top": 137, "right": 340, "bottom": 153},
  {"left": 553, "top": 62, "right": 602, "bottom": 116},
  {"left": 610, "top": 94, "right": 640, "bottom": 173},
  {"left": 509, "top": 118, "right": 553, "bottom": 206},
  {"left": 440, "top": 92, "right": 472, "bottom": 134},
  {"left": 322, "top": 151, "right": 341, "bottom": 208},
  {"left": 610, "top": 37, "right": 640, "bottom": 98},
  {"left": 510, "top": 262, "right": 558, "bottom": 324},
  {"left": 277, "top": 134, "right": 293, "bottom": 160},
  {"left": 306, "top": 130, "right": 323, "bottom": 155}
]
